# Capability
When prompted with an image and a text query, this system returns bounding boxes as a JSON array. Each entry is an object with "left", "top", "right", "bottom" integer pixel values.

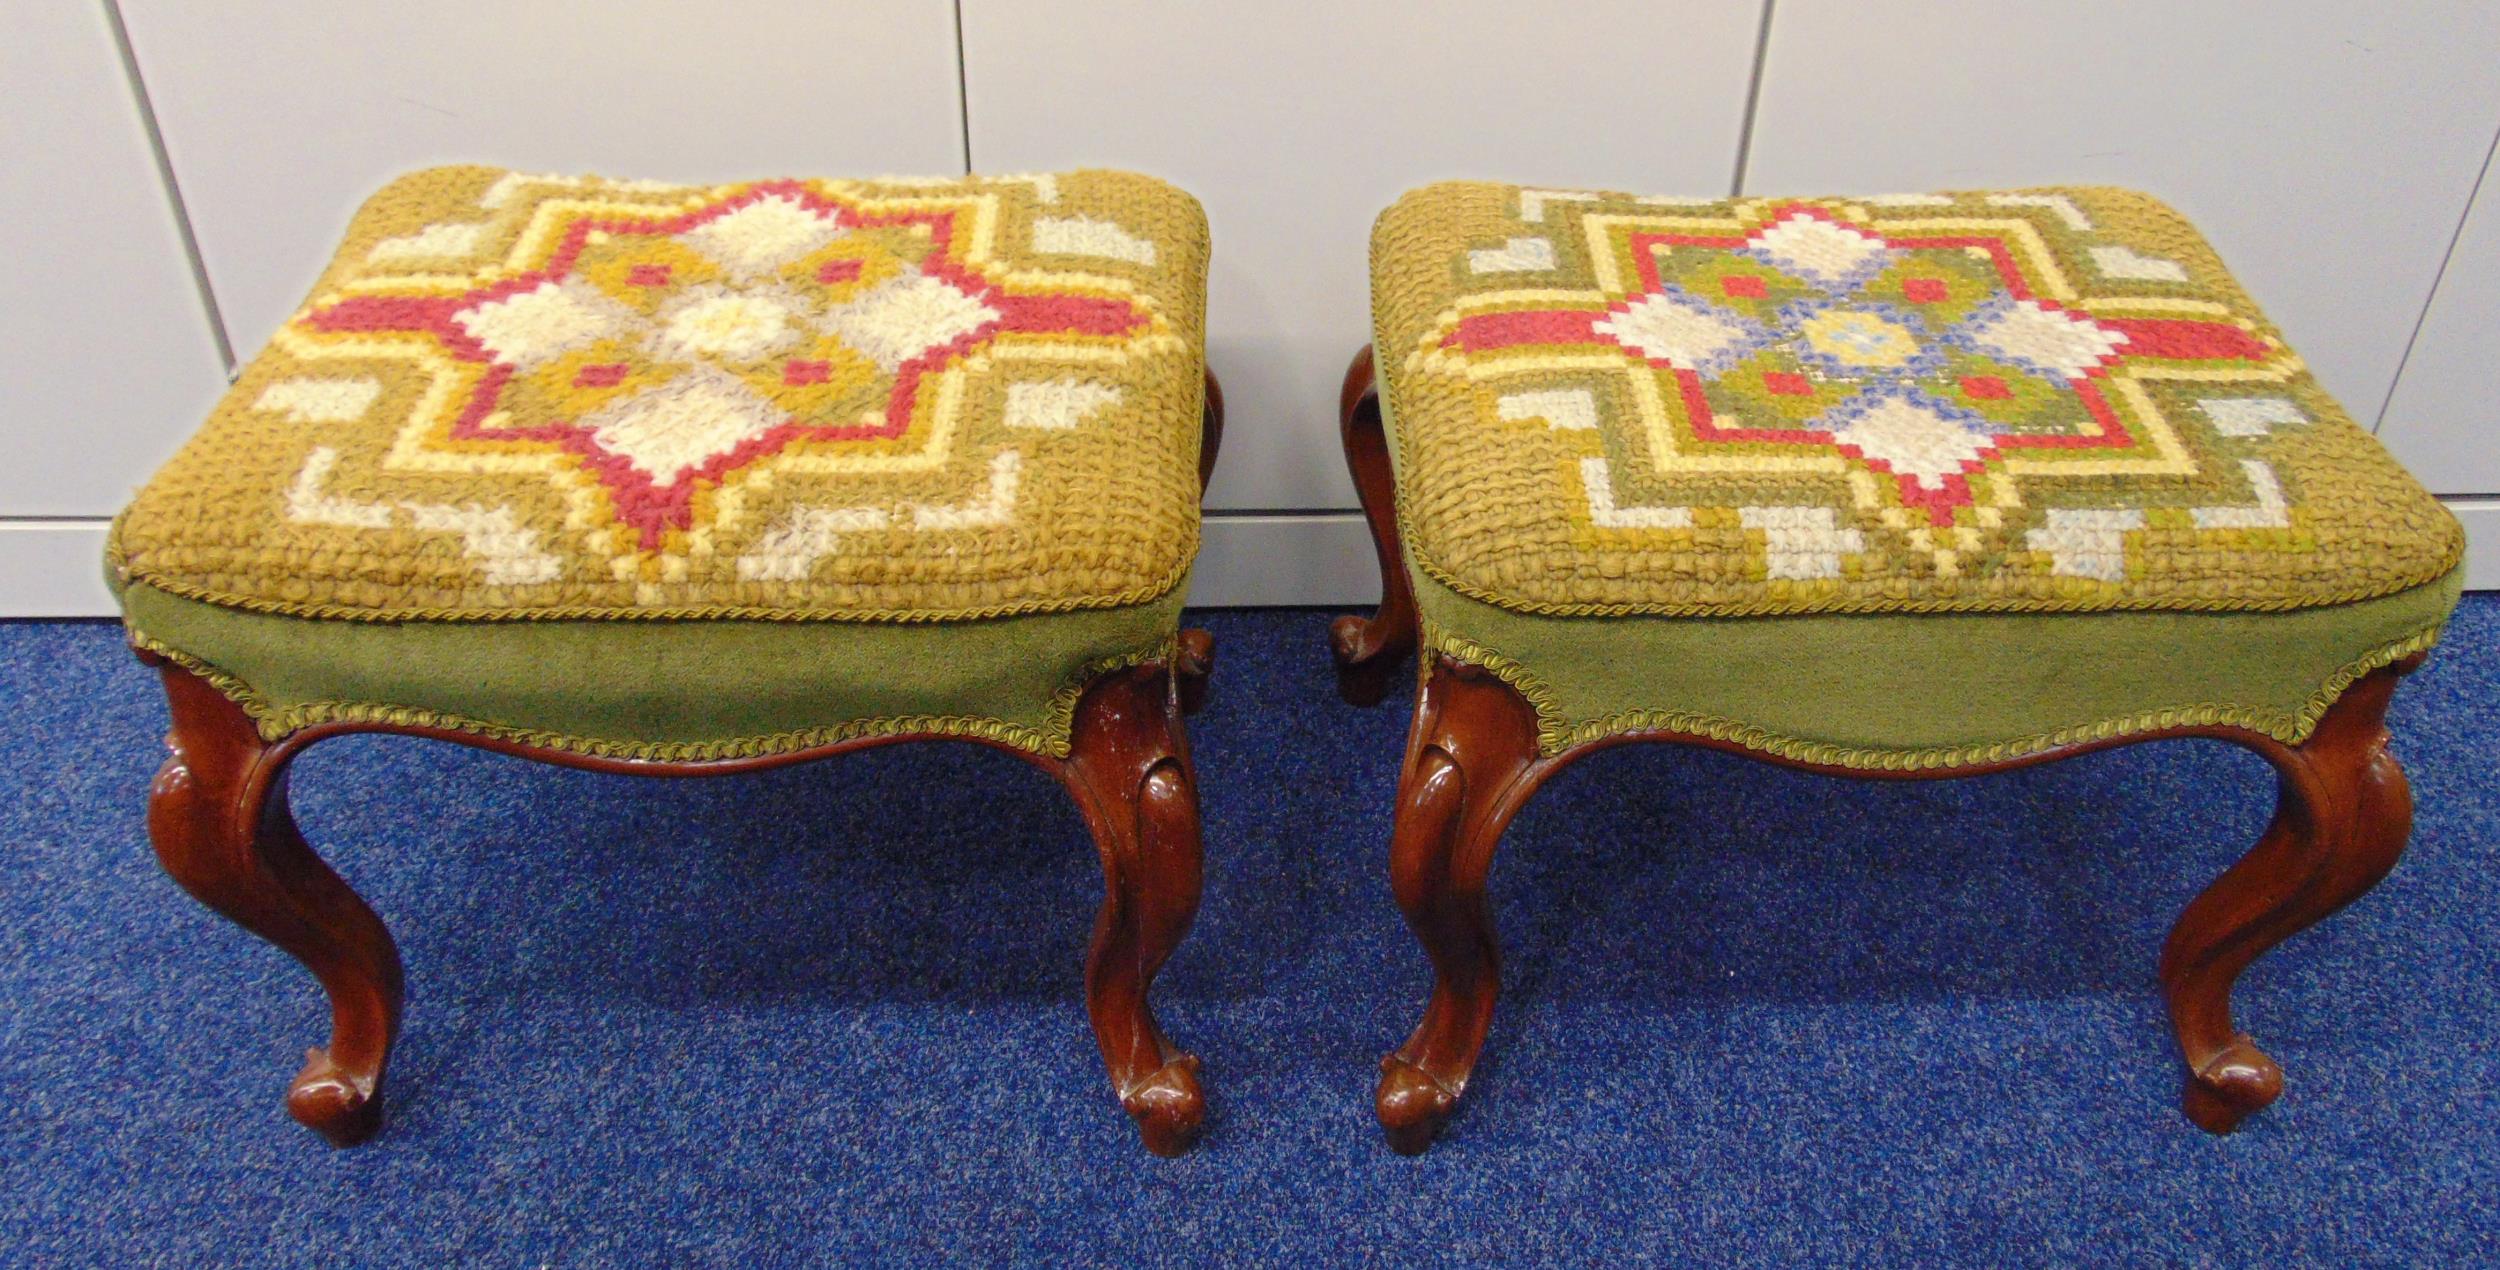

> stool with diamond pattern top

[
  {"left": 1333, "top": 181, "right": 2465, "bottom": 1153},
  {"left": 113, "top": 166, "right": 1220, "bottom": 1155}
]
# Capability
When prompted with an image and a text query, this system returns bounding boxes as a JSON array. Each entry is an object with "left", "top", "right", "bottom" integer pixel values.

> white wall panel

[
  {"left": 1188, "top": 514, "right": 1376, "bottom": 607},
  {"left": 119, "top": 0, "right": 966, "bottom": 359},
  {"left": 1743, "top": 0, "right": 2500, "bottom": 430},
  {"left": 2380, "top": 140, "right": 2500, "bottom": 495},
  {"left": 0, "top": 524, "right": 118, "bottom": 616},
  {"left": 2448, "top": 500, "right": 2500, "bottom": 589},
  {"left": 0, "top": 1, "right": 228, "bottom": 516},
  {"left": 961, "top": 1, "right": 1766, "bottom": 510}
]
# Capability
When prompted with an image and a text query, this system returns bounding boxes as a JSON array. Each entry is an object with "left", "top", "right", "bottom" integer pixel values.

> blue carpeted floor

[{"left": 2, "top": 602, "right": 2494, "bottom": 1265}]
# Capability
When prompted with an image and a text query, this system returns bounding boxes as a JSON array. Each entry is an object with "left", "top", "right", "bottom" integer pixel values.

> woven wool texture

[
  {"left": 111, "top": 167, "right": 1209, "bottom": 622},
  {"left": 1372, "top": 182, "right": 2463, "bottom": 617}
]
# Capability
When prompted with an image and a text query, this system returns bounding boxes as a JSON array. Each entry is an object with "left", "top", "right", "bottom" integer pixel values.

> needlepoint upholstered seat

[
  {"left": 1332, "top": 181, "right": 2464, "bottom": 1152},
  {"left": 114, "top": 166, "right": 1221, "bottom": 1155}
]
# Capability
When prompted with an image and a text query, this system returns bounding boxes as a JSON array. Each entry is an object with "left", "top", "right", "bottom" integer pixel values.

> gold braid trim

[
  {"left": 127, "top": 629, "right": 1174, "bottom": 761},
  {"left": 1423, "top": 623, "right": 2445, "bottom": 767}
]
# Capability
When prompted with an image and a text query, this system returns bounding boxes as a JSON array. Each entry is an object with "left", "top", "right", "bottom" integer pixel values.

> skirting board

[{"left": 4, "top": 503, "right": 2492, "bottom": 617}]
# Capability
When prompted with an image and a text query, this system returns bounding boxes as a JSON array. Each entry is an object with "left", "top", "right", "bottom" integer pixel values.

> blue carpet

[{"left": 1, "top": 600, "right": 2494, "bottom": 1265}]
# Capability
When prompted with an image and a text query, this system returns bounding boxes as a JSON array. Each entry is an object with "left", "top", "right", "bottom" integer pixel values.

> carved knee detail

[
  {"left": 1063, "top": 668, "right": 1208, "bottom": 1156},
  {"left": 1374, "top": 659, "right": 1547, "bottom": 1154}
]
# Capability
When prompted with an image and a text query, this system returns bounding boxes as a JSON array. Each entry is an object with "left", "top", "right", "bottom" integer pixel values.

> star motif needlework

[
  {"left": 1378, "top": 184, "right": 2460, "bottom": 613},
  {"left": 108, "top": 167, "right": 1211, "bottom": 621}
]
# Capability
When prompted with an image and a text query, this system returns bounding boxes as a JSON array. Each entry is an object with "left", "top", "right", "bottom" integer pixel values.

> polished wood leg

[
  {"left": 1055, "top": 664, "right": 1208, "bottom": 1156},
  {"left": 142, "top": 657, "right": 404, "bottom": 1146},
  {"left": 1169, "top": 370, "right": 1223, "bottom": 718},
  {"left": 1375, "top": 657, "right": 1548, "bottom": 1153},
  {"left": 2160, "top": 658, "right": 2420, "bottom": 1134},
  {"left": 1173, "top": 627, "right": 1215, "bottom": 718},
  {"left": 1328, "top": 345, "right": 1420, "bottom": 706},
  {"left": 1197, "top": 366, "right": 1226, "bottom": 494}
]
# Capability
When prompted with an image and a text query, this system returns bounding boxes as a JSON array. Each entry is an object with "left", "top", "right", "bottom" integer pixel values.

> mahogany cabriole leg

[
  {"left": 2160, "top": 656, "right": 2422, "bottom": 1134},
  {"left": 1170, "top": 370, "right": 1224, "bottom": 718},
  {"left": 141, "top": 655, "right": 404, "bottom": 1147},
  {"left": 1173, "top": 628, "right": 1216, "bottom": 718},
  {"left": 1376, "top": 657, "right": 1548, "bottom": 1154},
  {"left": 1328, "top": 345, "right": 1420, "bottom": 706},
  {"left": 1055, "top": 664, "right": 1208, "bottom": 1156},
  {"left": 1197, "top": 366, "right": 1225, "bottom": 494}
]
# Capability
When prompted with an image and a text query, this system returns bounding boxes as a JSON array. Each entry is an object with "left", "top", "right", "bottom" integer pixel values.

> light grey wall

[{"left": 4, "top": 0, "right": 2494, "bottom": 614}]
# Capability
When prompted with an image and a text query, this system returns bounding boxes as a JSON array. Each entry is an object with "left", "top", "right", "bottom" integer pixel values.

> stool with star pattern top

[
  {"left": 112, "top": 166, "right": 1222, "bottom": 1155},
  {"left": 1331, "top": 181, "right": 2465, "bottom": 1153}
]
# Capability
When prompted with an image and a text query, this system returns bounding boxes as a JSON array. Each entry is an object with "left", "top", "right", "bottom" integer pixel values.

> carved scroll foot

[
  {"left": 1059, "top": 666, "right": 1208, "bottom": 1156},
  {"left": 2180, "top": 1037, "right": 2284, "bottom": 1134},
  {"left": 1376, "top": 1055, "right": 1462, "bottom": 1156},
  {"left": 143, "top": 656, "right": 404, "bottom": 1147},
  {"left": 1121, "top": 1054, "right": 1207, "bottom": 1158},
  {"left": 2160, "top": 659, "right": 2420, "bottom": 1135},
  {"left": 1329, "top": 346, "right": 1419, "bottom": 707},
  {"left": 289, "top": 1048, "right": 386, "bottom": 1146},
  {"left": 1374, "top": 658, "right": 1547, "bottom": 1153},
  {"left": 1330, "top": 617, "right": 1415, "bottom": 709}
]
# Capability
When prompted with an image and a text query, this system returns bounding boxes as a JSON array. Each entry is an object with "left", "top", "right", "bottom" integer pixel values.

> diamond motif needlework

[
  {"left": 1374, "top": 182, "right": 2460, "bottom": 616},
  {"left": 112, "top": 166, "right": 1210, "bottom": 621}
]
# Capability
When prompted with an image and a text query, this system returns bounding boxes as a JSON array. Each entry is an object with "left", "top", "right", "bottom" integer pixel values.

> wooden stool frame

[
  {"left": 140, "top": 375, "right": 1227, "bottom": 1158},
  {"left": 1328, "top": 346, "right": 2421, "bottom": 1155}
]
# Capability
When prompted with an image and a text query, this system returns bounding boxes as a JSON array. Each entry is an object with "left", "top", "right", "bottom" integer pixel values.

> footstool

[
  {"left": 109, "top": 166, "right": 1220, "bottom": 1155},
  {"left": 1333, "top": 182, "right": 2466, "bottom": 1153}
]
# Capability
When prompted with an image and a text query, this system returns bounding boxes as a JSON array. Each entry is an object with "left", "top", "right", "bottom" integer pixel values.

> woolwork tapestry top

[
  {"left": 112, "top": 166, "right": 1210, "bottom": 621},
  {"left": 1371, "top": 182, "right": 2460, "bottom": 617}
]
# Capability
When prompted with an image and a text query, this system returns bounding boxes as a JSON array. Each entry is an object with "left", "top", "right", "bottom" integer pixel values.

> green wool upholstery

[{"left": 116, "top": 576, "right": 1185, "bottom": 760}]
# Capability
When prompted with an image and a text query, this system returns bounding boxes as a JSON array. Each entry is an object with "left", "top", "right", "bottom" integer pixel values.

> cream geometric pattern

[
  {"left": 1984, "top": 192, "right": 2092, "bottom": 230},
  {"left": 2090, "top": 244, "right": 2191, "bottom": 282},
  {"left": 1469, "top": 237, "right": 1559, "bottom": 273},
  {"left": 1497, "top": 389, "right": 1597, "bottom": 430},
  {"left": 2198, "top": 396, "right": 2308, "bottom": 436},
  {"left": 1032, "top": 215, "right": 1159, "bottom": 265},
  {"left": 367, "top": 222, "right": 489, "bottom": 262},
  {"left": 285, "top": 446, "right": 562, "bottom": 584},
  {"left": 1577, "top": 455, "right": 1864, "bottom": 579},
  {"left": 1005, "top": 378, "right": 1124, "bottom": 430},
  {"left": 254, "top": 376, "right": 383, "bottom": 424}
]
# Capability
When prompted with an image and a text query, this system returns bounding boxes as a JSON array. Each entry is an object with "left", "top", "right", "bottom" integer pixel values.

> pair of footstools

[{"left": 111, "top": 168, "right": 2464, "bottom": 1156}]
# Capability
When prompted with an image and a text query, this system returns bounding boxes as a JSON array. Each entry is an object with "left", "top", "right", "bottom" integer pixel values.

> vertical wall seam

[
  {"left": 1728, "top": 0, "right": 1778, "bottom": 197},
  {"left": 2372, "top": 110, "right": 2500, "bottom": 434},
  {"left": 952, "top": 0, "right": 974, "bottom": 174},
  {"left": 100, "top": 0, "right": 236, "bottom": 376}
]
